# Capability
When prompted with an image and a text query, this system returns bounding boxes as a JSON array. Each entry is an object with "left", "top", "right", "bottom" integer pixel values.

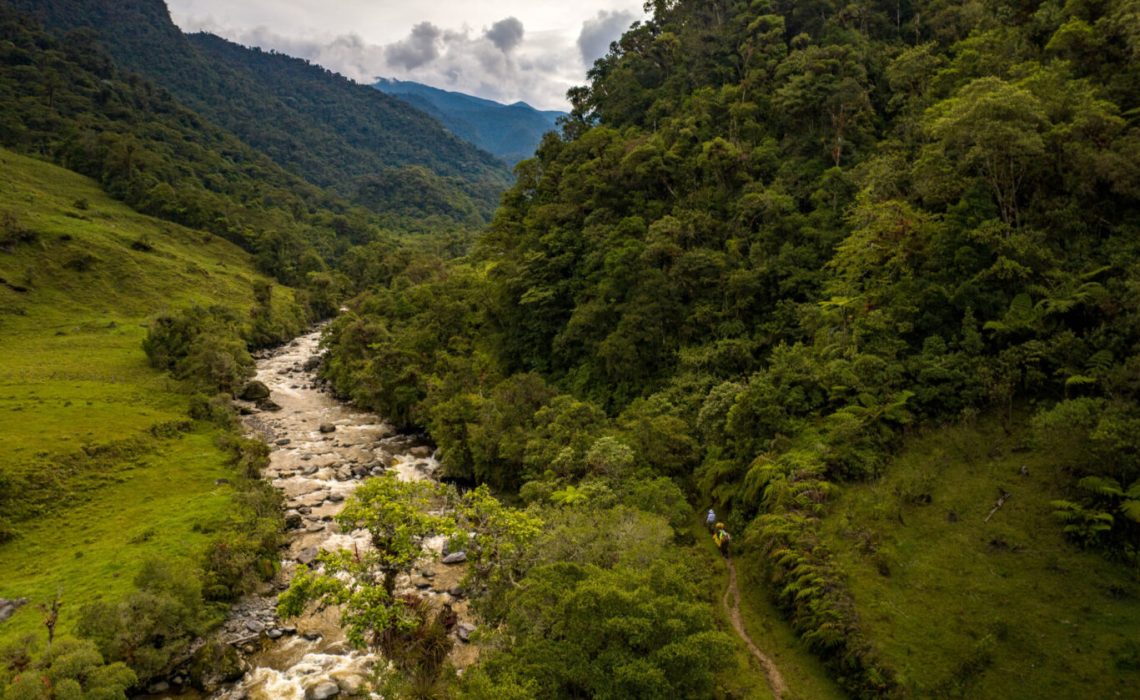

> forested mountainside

[
  {"left": 0, "top": 4, "right": 388, "bottom": 289},
  {"left": 316, "top": 0, "right": 1140, "bottom": 696},
  {"left": 7, "top": 0, "right": 511, "bottom": 225},
  {"left": 374, "top": 78, "right": 565, "bottom": 166}
]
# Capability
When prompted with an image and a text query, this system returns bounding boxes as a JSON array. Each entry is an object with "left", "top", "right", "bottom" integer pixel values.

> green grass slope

[
  {"left": 0, "top": 148, "right": 290, "bottom": 642},
  {"left": 819, "top": 417, "right": 1140, "bottom": 699}
]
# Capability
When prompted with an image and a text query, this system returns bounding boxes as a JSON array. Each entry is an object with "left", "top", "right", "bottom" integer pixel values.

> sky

[{"left": 165, "top": 1, "right": 650, "bottom": 111}]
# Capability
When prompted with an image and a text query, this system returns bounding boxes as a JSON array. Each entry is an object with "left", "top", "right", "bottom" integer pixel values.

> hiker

[
  {"left": 706, "top": 507, "right": 717, "bottom": 532},
  {"left": 713, "top": 523, "right": 731, "bottom": 557}
]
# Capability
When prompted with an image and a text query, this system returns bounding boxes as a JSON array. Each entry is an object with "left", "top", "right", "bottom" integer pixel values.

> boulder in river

[
  {"left": 297, "top": 547, "right": 319, "bottom": 566},
  {"left": 303, "top": 356, "right": 322, "bottom": 372},
  {"left": 442, "top": 551, "right": 467, "bottom": 565},
  {"left": 319, "top": 423, "right": 336, "bottom": 433},
  {"left": 284, "top": 510, "right": 304, "bottom": 529},
  {"left": 188, "top": 639, "right": 245, "bottom": 692},
  {"left": 238, "top": 380, "right": 271, "bottom": 401},
  {"left": 336, "top": 675, "right": 365, "bottom": 695},
  {"left": 409, "top": 445, "right": 433, "bottom": 458},
  {"left": 257, "top": 399, "right": 283, "bottom": 412}
]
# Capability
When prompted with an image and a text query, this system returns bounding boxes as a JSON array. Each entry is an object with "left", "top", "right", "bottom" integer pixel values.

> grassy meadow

[
  {"left": 819, "top": 417, "right": 1140, "bottom": 698},
  {"left": 0, "top": 149, "right": 288, "bottom": 645}
]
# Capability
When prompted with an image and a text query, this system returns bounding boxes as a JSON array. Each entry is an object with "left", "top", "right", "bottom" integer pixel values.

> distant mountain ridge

[
  {"left": 6, "top": 0, "right": 511, "bottom": 226},
  {"left": 374, "top": 79, "right": 565, "bottom": 166}
]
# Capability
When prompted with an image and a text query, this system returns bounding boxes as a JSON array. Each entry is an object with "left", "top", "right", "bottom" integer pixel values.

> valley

[{"left": 2, "top": 0, "right": 1140, "bottom": 698}]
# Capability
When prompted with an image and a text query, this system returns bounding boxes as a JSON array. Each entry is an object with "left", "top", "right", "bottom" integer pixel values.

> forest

[
  {"left": 1, "top": 0, "right": 1139, "bottom": 698},
  {"left": 314, "top": 0, "right": 1140, "bottom": 696}
]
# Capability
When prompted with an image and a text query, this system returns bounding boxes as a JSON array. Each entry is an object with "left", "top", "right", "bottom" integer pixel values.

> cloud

[
  {"left": 385, "top": 21, "right": 443, "bottom": 70},
  {"left": 485, "top": 17, "right": 524, "bottom": 53},
  {"left": 577, "top": 10, "right": 635, "bottom": 65},
  {"left": 177, "top": 17, "right": 591, "bottom": 109}
]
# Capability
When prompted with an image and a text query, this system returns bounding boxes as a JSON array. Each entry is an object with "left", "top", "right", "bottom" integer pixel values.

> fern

[{"left": 1077, "top": 476, "right": 1124, "bottom": 498}]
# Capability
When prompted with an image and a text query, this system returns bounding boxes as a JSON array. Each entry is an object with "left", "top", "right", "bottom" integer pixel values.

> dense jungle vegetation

[{"left": 314, "top": 0, "right": 1140, "bottom": 696}]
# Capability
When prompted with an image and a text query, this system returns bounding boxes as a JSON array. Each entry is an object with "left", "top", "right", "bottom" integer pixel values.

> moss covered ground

[
  {"left": 0, "top": 149, "right": 289, "bottom": 645},
  {"left": 820, "top": 417, "right": 1140, "bottom": 698}
]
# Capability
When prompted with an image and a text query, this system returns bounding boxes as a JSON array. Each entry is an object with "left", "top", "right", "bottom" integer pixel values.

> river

[{"left": 147, "top": 327, "right": 473, "bottom": 699}]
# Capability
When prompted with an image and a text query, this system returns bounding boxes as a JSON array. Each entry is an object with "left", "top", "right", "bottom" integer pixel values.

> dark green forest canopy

[
  {"left": 7, "top": 0, "right": 512, "bottom": 225},
  {"left": 318, "top": 0, "right": 1140, "bottom": 695}
]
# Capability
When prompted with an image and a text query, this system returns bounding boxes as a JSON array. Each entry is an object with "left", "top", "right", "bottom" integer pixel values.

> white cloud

[
  {"left": 578, "top": 10, "right": 636, "bottom": 65},
  {"left": 167, "top": 1, "right": 647, "bottom": 110}
]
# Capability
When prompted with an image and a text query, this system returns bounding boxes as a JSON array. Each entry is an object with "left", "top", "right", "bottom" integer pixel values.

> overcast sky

[{"left": 165, "top": 1, "right": 649, "bottom": 110}]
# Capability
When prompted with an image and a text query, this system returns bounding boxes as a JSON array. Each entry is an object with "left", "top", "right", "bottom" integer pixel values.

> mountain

[
  {"left": 374, "top": 78, "right": 565, "bottom": 166},
  {"left": 6, "top": 0, "right": 511, "bottom": 225},
  {"left": 318, "top": 0, "right": 1140, "bottom": 697}
]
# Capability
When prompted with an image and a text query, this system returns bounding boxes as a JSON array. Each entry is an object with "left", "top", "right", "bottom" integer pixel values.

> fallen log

[{"left": 984, "top": 490, "right": 1011, "bottom": 523}]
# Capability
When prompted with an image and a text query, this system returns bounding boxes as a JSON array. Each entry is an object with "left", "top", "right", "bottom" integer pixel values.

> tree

[{"left": 923, "top": 77, "right": 1048, "bottom": 227}]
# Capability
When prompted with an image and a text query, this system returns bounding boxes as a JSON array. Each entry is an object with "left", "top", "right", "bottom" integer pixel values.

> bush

[{"left": 77, "top": 558, "right": 211, "bottom": 681}]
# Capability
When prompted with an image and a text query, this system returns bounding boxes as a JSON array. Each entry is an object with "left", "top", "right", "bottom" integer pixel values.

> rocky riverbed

[{"left": 138, "top": 327, "right": 475, "bottom": 699}]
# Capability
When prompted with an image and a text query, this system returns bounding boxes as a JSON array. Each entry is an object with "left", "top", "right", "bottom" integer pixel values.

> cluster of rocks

[
  {"left": 0, "top": 598, "right": 28, "bottom": 623},
  {"left": 204, "top": 331, "right": 480, "bottom": 698}
]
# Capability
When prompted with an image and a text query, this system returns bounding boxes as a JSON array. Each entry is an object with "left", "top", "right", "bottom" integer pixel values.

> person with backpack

[
  {"left": 706, "top": 507, "right": 717, "bottom": 532},
  {"left": 713, "top": 523, "right": 731, "bottom": 557}
]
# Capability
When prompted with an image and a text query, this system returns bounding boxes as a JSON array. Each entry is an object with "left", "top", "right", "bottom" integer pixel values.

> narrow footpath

[{"left": 723, "top": 557, "right": 789, "bottom": 700}]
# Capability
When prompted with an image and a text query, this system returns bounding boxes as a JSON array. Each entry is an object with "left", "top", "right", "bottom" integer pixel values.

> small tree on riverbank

[{"left": 277, "top": 475, "right": 454, "bottom": 651}]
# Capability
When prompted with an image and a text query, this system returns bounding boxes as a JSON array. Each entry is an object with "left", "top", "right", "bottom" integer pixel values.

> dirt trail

[{"left": 723, "top": 556, "right": 789, "bottom": 700}]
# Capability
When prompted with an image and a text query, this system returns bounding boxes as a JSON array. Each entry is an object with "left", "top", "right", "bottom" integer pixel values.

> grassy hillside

[
  {"left": 0, "top": 148, "right": 294, "bottom": 643},
  {"left": 818, "top": 418, "right": 1140, "bottom": 698}
]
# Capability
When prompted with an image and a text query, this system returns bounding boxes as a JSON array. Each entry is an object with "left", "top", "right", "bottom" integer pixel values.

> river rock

[
  {"left": 448, "top": 586, "right": 465, "bottom": 598},
  {"left": 409, "top": 445, "right": 433, "bottom": 458},
  {"left": 257, "top": 399, "right": 282, "bottom": 412},
  {"left": 245, "top": 620, "right": 265, "bottom": 633},
  {"left": 188, "top": 639, "right": 245, "bottom": 692},
  {"left": 326, "top": 492, "right": 345, "bottom": 503},
  {"left": 147, "top": 681, "right": 170, "bottom": 694},
  {"left": 276, "top": 438, "right": 291, "bottom": 446},
  {"left": 442, "top": 551, "right": 467, "bottom": 565},
  {"left": 319, "top": 423, "right": 336, "bottom": 433},
  {"left": 284, "top": 510, "right": 303, "bottom": 529},
  {"left": 457, "top": 623, "right": 476, "bottom": 643},
  {"left": 297, "top": 547, "right": 319, "bottom": 566},
  {"left": 267, "top": 628, "right": 284, "bottom": 639},
  {"left": 337, "top": 675, "right": 365, "bottom": 695},
  {"left": 238, "top": 380, "right": 271, "bottom": 401}
]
